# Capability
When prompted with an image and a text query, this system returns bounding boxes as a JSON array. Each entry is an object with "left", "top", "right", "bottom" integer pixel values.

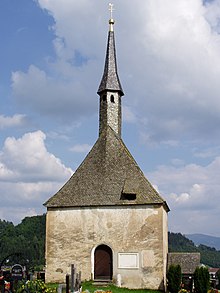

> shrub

[
  {"left": 16, "top": 279, "right": 57, "bottom": 293},
  {"left": 167, "top": 264, "right": 182, "bottom": 293}
]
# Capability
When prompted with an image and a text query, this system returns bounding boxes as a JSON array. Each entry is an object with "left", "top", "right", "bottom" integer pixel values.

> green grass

[
  {"left": 47, "top": 283, "right": 59, "bottom": 289},
  {"left": 82, "top": 281, "right": 162, "bottom": 293}
]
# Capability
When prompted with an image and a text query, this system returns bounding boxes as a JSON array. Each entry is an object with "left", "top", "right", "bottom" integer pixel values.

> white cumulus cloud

[
  {"left": 0, "top": 130, "right": 73, "bottom": 181},
  {"left": 0, "top": 130, "right": 73, "bottom": 223},
  {"left": 147, "top": 156, "right": 220, "bottom": 235}
]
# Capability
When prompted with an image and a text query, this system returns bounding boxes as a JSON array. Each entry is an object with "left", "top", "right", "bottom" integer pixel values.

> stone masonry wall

[{"left": 45, "top": 205, "right": 168, "bottom": 290}]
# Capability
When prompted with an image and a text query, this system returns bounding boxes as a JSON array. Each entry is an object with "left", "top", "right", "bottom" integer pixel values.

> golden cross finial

[{"left": 109, "top": 3, "right": 114, "bottom": 19}]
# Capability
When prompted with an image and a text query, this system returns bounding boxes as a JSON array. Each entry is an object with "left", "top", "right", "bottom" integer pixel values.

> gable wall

[{"left": 45, "top": 205, "right": 168, "bottom": 289}]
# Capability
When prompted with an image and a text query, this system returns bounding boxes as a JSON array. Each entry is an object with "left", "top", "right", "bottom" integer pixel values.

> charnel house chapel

[{"left": 44, "top": 13, "right": 169, "bottom": 290}]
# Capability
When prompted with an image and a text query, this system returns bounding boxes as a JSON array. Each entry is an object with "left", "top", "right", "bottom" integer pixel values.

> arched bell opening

[{"left": 110, "top": 94, "right": 115, "bottom": 103}]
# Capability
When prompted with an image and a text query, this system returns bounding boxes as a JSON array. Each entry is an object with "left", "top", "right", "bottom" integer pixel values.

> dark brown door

[{"left": 94, "top": 245, "right": 113, "bottom": 280}]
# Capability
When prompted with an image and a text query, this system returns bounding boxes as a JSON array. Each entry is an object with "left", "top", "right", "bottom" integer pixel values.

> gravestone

[{"left": 11, "top": 264, "right": 23, "bottom": 281}]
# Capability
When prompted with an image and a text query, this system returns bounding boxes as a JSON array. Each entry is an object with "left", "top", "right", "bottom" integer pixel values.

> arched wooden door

[{"left": 94, "top": 245, "right": 113, "bottom": 280}]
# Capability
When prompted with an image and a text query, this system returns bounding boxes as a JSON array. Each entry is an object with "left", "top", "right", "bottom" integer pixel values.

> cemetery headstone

[{"left": 11, "top": 264, "right": 23, "bottom": 281}]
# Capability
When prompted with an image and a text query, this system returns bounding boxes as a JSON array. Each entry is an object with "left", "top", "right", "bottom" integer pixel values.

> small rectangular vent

[{"left": 121, "top": 193, "right": 136, "bottom": 201}]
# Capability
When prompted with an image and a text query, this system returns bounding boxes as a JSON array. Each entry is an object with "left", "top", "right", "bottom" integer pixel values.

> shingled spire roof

[{"left": 97, "top": 18, "right": 124, "bottom": 96}]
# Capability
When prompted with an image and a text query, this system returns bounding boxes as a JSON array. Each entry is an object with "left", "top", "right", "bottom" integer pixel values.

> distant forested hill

[
  {"left": 169, "top": 232, "right": 220, "bottom": 267},
  {"left": 1, "top": 216, "right": 220, "bottom": 268},
  {"left": 0, "top": 215, "right": 46, "bottom": 269}
]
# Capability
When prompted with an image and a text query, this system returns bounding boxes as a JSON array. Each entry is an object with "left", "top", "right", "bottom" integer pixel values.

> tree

[
  {"left": 194, "top": 266, "right": 210, "bottom": 293},
  {"left": 167, "top": 264, "right": 182, "bottom": 293},
  {"left": 0, "top": 215, "right": 46, "bottom": 267}
]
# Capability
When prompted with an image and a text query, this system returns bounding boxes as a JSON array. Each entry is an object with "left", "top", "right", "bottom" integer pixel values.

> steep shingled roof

[{"left": 44, "top": 126, "right": 168, "bottom": 209}]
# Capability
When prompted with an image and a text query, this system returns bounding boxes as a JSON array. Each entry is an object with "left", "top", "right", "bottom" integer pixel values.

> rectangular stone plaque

[{"left": 118, "top": 253, "right": 139, "bottom": 269}]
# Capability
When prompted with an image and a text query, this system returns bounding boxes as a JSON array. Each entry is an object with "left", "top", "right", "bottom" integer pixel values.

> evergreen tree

[
  {"left": 167, "top": 264, "right": 182, "bottom": 293},
  {"left": 194, "top": 266, "right": 210, "bottom": 293}
]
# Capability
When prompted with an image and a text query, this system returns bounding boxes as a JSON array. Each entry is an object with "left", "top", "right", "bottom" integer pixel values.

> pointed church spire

[
  {"left": 97, "top": 4, "right": 124, "bottom": 96},
  {"left": 98, "top": 5, "right": 124, "bottom": 137}
]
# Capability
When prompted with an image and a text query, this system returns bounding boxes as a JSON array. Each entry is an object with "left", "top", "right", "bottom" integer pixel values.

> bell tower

[{"left": 97, "top": 7, "right": 124, "bottom": 137}]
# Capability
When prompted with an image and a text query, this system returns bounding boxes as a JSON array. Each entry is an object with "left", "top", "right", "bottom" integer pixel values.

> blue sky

[{"left": 1, "top": 0, "right": 220, "bottom": 236}]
